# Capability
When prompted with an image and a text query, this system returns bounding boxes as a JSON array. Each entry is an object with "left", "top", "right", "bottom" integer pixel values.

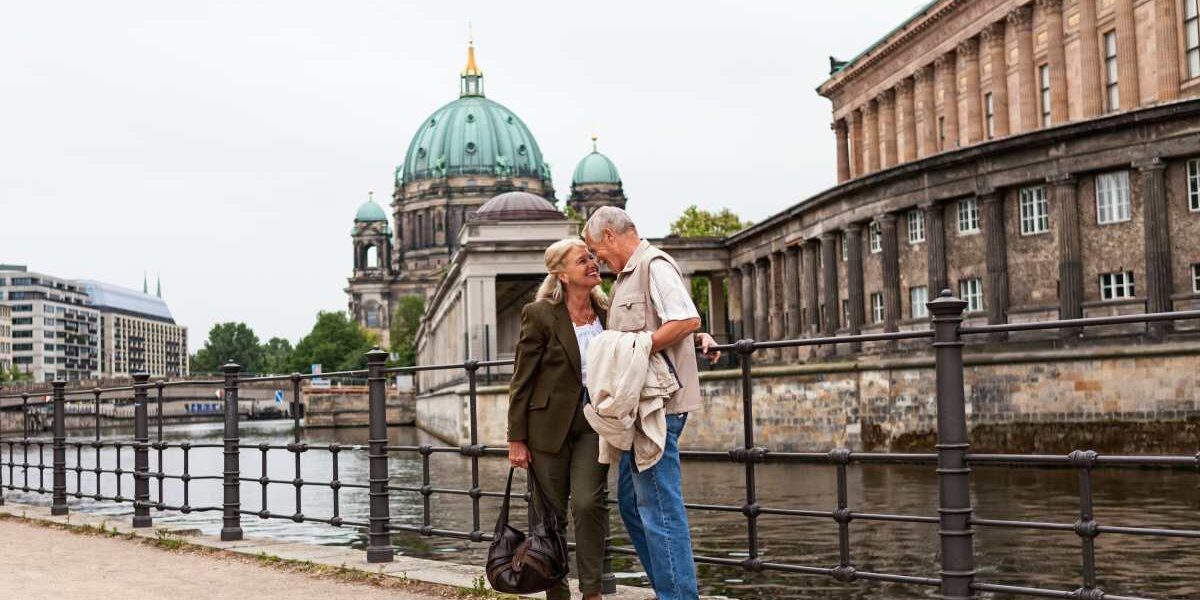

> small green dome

[
  {"left": 572, "top": 141, "right": 621, "bottom": 185},
  {"left": 355, "top": 199, "right": 388, "bottom": 222},
  {"left": 401, "top": 96, "right": 550, "bottom": 183}
]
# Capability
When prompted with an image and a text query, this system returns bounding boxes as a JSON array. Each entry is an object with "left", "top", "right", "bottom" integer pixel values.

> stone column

[
  {"left": 803, "top": 241, "right": 821, "bottom": 336},
  {"left": 1051, "top": 175, "right": 1083, "bottom": 338},
  {"left": 982, "top": 22, "right": 1011, "bottom": 138},
  {"left": 1009, "top": 5, "right": 1037, "bottom": 132},
  {"left": 879, "top": 214, "right": 901, "bottom": 334},
  {"left": 708, "top": 271, "right": 730, "bottom": 344},
  {"left": 785, "top": 246, "right": 802, "bottom": 340},
  {"left": 1156, "top": 0, "right": 1182, "bottom": 102},
  {"left": 754, "top": 258, "right": 770, "bottom": 345},
  {"left": 850, "top": 109, "right": 865, "bottom": 178},
  {"left": 845, "top": 225, "right": 865, "bottom": 352},
  {"left": 769, "top": 251, "right": 786, "bottom": 348},
  {"left": 1116, "top": 0, "right": 1141, "bottom": 109},
  {"left": 879, "top": 89, "right": 898, "bottom": 168},
  {"left": 834, "top": 120, "right": 851, "bottom": 183},
  {"left": 740, "top": 263, "right": 756, "bottom": 340},
  {"left": 820, "top": 232, "right": 840, "bottom": 338},
  {"left": 1040, "top": 0, "right": 1069, "bottom": 125},
  {"left": 915, "top": 65, "right": 938, "bottom": 157},
  {"left": 982, "top": 191, "right": 1009, "bottom": 328},
  {"left": 727, "top": 268, "right": 743, "bottom": 341},
  {"left": 864, "top": 100, "right": 880, "bottom": 173},
  {"left": 935, "top": 52, "right": 960, "bottom": 150},
  {"left": 925, "top": 202, "right": 948, "bottom": 294},
  {"left": 898, "top": 77, "right": 918, "bottom": 163},
  {"left": 1078, "top": 0, "right": 1103, "bottom": 118},
  {"left": 958, "top": 37, "right": 983, "bottom": 144},
  {"left": 1139, "top": 158, "right": 1173, "bottom": 337}
]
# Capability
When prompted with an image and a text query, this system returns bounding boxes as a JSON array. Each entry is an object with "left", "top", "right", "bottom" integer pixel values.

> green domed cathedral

[{"left": 346, "top": 44, "right": 627, "bottom": 343}]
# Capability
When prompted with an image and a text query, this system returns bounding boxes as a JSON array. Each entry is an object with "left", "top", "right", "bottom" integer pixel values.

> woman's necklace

[{"left": 567, "top": 299, "right": 595, "bottom": 327}]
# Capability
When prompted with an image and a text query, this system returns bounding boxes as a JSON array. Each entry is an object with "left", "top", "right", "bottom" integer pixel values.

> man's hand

[
  {"left": 696, "top": 332, "right": 721, "bottom": 364},
  {"left": 508, "top": 440, "right": 531, "bottom": 469}
]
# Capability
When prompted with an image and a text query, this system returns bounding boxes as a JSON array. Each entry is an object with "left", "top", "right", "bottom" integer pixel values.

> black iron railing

[{"left": 1, "top": 292, "right": 1198, "bottom": 600}]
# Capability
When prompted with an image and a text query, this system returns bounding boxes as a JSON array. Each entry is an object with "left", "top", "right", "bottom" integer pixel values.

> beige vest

[{"left": 607, "top": 240, "right": 702, "bottom": 414}]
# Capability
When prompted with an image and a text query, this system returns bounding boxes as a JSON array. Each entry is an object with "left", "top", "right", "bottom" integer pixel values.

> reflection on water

[{"left": 3, "top": 422, "right": 1197, "bottom": 599}]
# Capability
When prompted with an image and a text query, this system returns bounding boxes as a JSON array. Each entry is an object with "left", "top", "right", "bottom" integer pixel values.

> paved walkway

[{"left": 0, "top": 518, "right": 447, "bottom": 600}]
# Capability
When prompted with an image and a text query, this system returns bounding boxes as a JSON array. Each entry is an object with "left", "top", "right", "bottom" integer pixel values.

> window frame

[
  {"left": 1104, "top": 30, "right": 1119, "bottom": 113},
  {"left": 1095, "top": 170, "right": 1132, "bottom": 225},
  {"left": 959, "top": 278, "right": 984, "bottom": 313},
  {"left": 869, "top": 221, "right": 882, "bottom": 254},
  {"left": 1187, "top": 0, "right": 1200, "bottom": 79},
  {"left": 958, "top": 197, "right": 980, "bottom": 234},
  {"left": 1192, "top": 263, "right": 1200, "bottom": 293},
  {"left": 910, "top": 286, "right": 929, "bottom": 319},
  {"left": 870, "top": 292, "right": 885, "bottom": 324},
  {"left": 1039, "top": 64, "right": 1052, "bottom": 127},
  {"left": 907, "top": 209, "right": 925, "bottom": 244},
  {"left": 1099, "top": 271, "right": 1135, "bottom": 301},
  {"left": 1188, "top": 158, "right": 1200, "bottom": 212},
  {"left": 1019, "top": 186, "right": 1050, "bottom": 235},
  {"left": 841, "top": 232, "right": 848, "bottom": 262},
  {"left": 984, "top": 92, "right": 995, "bottom": 139}
]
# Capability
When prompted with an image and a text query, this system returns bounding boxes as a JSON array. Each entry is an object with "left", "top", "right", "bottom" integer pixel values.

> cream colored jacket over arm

[{"left": 582, "top": 330, "right": 681, "bottom": 471}]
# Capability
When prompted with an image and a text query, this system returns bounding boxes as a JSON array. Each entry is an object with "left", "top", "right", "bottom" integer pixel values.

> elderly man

[{"left": 582, "top": 206, "right": 718, "bottom": 600}]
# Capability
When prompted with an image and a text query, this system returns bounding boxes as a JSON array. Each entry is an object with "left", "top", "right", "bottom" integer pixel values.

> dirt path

[{"left": 0, "top": 518, "right": 449, "bottom": 600}]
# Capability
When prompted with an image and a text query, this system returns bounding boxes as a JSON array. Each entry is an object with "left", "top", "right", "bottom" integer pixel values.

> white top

[
  {"left": 574, "top": 317, "right": 604, "bottom": 386},
  {"left": 647, "top": 259, "right": 700, "bottom": 323}
]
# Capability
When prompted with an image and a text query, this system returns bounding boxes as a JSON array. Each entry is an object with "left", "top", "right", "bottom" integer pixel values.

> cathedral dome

[
  {"left": 399, "top": 44, "right": 550, "bottom": 184},
  {"left": 572, "top": 138, "right": 621, "bottom": 185},
  {"left": 472, "top": 191, "right": 564, "bottom": 222},
  {"left": 355, "top": 197, "right": 388, "bottom": 222}
]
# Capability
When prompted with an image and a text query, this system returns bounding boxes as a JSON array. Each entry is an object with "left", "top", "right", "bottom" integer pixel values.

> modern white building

[
  {"left": 80, "top": 280, "right": 188, "bottom": 378},
  {"left": 0, "top": 266, "right": 100, "bottom": 382},
  {"left": 0, "top": 303, "right": 12, "bottom": 375}
]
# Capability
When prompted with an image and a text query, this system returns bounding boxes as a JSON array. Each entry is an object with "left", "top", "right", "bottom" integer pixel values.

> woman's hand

[
  {"left": 508, "top": 440, "right": 531, "bottom": 469},
  {"left": 696, "top": 332, "right": 722, "bottom": 364}
]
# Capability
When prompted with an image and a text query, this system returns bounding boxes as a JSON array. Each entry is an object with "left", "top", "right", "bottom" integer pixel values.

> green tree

[
  {"left": 191, "top": 322, "right": 263, "bottom": 374},
  {"left": 288, "top": 311, "right": 375, "bottom": 373},
  {"left": 389, "top": 295, "right": 425, "bottom": 367},
  {"left": 668, "top": 205, "right": 751, "bottom": 320},
  {"left": 260, "top": 337, "right": 294, "bottom": 374},
  {"left": 562, "top": 204, "right": 583, "bottom": 223},
  {"left": 0, "top": 363, "right": 31, "bottom": 383}
]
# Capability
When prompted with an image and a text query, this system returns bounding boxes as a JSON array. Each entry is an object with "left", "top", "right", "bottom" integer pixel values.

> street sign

[{"left": 274, "top": 390, "right": 284, "bottom": 405}]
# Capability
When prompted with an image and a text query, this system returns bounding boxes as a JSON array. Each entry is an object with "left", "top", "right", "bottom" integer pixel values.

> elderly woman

[{"left": 507, "top": 238, "right": 610, "bottom": 600}]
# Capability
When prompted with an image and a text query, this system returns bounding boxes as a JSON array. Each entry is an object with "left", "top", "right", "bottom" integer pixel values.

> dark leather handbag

[{"left": 486, "top": 467, "right": 569, "bottom": 594}]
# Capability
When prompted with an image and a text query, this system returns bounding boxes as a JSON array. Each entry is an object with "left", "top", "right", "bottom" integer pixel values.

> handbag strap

[{"left": 496, "top": 467, "right": 516, "bottom": 531}]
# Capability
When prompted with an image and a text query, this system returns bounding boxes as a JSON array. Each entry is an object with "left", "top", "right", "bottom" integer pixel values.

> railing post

[
  {"left": 132, "top": 372, "right": 151, "bottom": 527},
  {"left": 50, "top": 379, "right": 68, "bottom": 516},
  {"left": 220, "top": 361, "right": 243, "bottom": 541},
  {"left": 733, "top": 338, "right": 763, "bottom": 571},
  {"left": 927, "top": 290, "right": 976, "bottom": 600},
  {"left": 365, "top": 347, "right": 394, "bottom": 563}
]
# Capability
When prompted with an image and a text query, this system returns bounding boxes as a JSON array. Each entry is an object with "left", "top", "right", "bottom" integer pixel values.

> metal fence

[{"left": 1, "top": 292, "right": 1198, "bottom": 600}]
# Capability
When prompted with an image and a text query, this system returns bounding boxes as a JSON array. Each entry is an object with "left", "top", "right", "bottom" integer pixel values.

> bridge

[{"left": 1, "top": 294, "right": 1197, "bottom": 599}]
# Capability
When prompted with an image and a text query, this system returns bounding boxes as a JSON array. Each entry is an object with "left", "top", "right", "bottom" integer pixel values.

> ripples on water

[{"left": 3, "top": 421, "right": 1197, "bottom": 599}]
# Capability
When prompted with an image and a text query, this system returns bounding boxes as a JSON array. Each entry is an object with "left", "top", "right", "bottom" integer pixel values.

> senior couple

[{"left": 507, "top": 206, "right": 720, "bottom": 600}]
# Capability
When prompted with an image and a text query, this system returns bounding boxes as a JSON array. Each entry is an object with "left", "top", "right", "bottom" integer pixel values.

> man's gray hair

[{"left": 584, "top": 206, "right": 637, "bottom": 241}]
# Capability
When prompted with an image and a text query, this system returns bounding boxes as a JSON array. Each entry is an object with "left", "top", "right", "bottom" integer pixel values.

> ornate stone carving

[
  {"left": 956, "top": 36, "right": 979, "bottom": 59},
  {"left": 1007, "top": 5, "right": 1033, "bottom": 29},
  {"left": 1036, "top": 0, "right": 1063, "bottom": 10},
  {"left": 875, "top": 88, "right": 895, "bottom": 106},
  {"left": 895, "top": 77, "right": 914, "bottom": 96},
  {"left": 934, "top": 52, "right": 956, "bottom": 72},
  {"left": 980, "top": 21, "right": 1005, "bottom": 46},
  {"left": 913, "top": 64, "right": 933, "bottom": 84}
]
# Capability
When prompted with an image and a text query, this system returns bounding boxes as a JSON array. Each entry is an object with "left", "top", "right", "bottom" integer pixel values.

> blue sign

[{"left": 274, "top": 390, "right": 284, "bottom": 405}]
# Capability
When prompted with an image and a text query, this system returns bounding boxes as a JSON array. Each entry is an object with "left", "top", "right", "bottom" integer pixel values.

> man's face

[{"left": 583, "top": 230, "right": 617, "bottom": 271}]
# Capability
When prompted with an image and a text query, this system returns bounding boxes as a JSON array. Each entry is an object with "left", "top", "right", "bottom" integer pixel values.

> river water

[{"left": 3, "top": 421, "right": 1197, "bottom": 599}]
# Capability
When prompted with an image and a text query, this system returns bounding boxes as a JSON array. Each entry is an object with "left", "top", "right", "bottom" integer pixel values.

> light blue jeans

[{"left": 618, "top": 413, "right": 698, "bottom": 600}]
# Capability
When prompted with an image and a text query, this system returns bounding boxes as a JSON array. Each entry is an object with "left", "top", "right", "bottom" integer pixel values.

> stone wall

[
  {"left": 415, "top": 342, "right": 1200, "bottom": 455},
  {"left": 304, "top": 387, "right": 414, "bottom": 428}
]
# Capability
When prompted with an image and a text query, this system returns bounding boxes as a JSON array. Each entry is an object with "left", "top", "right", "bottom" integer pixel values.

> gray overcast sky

[{"left": 1, "top": 1, "right": 924, "bottom": 352}]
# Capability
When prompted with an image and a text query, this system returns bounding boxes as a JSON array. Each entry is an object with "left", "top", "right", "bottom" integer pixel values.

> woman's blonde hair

[{"left": 535, "top": 238, "right": 609, "bottom": 309}]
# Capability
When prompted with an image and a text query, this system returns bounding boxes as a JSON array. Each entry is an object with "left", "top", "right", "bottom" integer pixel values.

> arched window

[{"left": 365, "top": 244, "right": 379, "bottom": 269}]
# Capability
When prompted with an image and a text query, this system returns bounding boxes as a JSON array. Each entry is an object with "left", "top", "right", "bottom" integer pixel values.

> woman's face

[{"left": 558, "top": 245, "right": 602, "bottom": 290}]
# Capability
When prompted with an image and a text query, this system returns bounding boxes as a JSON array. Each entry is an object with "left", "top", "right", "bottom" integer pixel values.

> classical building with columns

[{"left": 715, "top": 0, "right": 1200, "bottom": 360}]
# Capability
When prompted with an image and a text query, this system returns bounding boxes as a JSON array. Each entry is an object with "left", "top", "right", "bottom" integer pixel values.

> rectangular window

[
  {"left": 1188, "top": 158, "right": 1200, "bottom": 212},
  {"left": 841, "top": 233, "right": 848, "bottom": 262},
  {"left": 1039, "top": 64, "right": 1052, "bottom": 126},
  {"left": 870, "top": 292, "right": 885, "bottom": 324},
  {"left": 1187, "top": 0, "right": 1200, "bottom": 78},
  {"left": 841, "top": 299, "right": 850, "bottom": 325},
  {"left": 958, "top": 198, "right": 980, "bottom": 233},
  {"left": 910, "top": 286, "right": 929, "bottom": 319},
  {"left": 1192, "top": 264, "right": 1200, "bottom": 293},
  {"left": 1095, "top": 171, "right": 1131, "bottom": 224},
  {"left": 869, "top": 221, "right": 882, "bottom": 253},
  {"left": 960, "top": 278, "right": 983, "bottom": 312},
  {"left": 1019, "top": 186, "right": 1050, "bottom": 235},
  {"left": 984, "top": 92, "right": 995, "bottom": 139},
  {"left": 938, "top": 116, "right": 946, "bottom": 150},
  {"left": 1100, "top": 271, "right": 1135, "bottom": 300},
  {"left": 907, "top": 209, "right": 925, "bottom": 243},
  {"left": 1104, "top": 31, "right": 1119, "bottom": 112}
]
